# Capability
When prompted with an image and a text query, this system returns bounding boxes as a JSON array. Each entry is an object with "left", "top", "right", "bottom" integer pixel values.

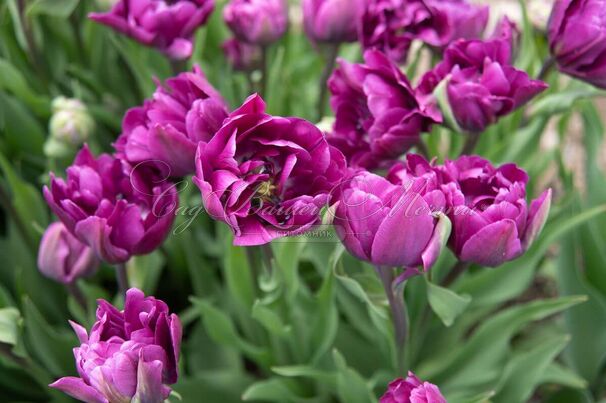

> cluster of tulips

[{"left": 34, "top": 0, "right": 606, "bottom": 402}]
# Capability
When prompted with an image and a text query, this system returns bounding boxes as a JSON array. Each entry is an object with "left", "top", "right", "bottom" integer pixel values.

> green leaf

[
  {"left": 0, "top": 93, "right": 45, "bottom": 158},
  {"left": 426, "top": 281, "right": 471, "bottom": 327},
  {"left": 271, "top": 365, "right": 336, "bottom": 387},
  {"left": 0, "top": 307, "right": 21, "bottom": 345},
  {"left": 127, "top": 251, "right": 164, "bottom": 295},
  {"left": 433, "top": 76, "right": 462, "bottom": 133},
  {"left": 492, "top": 334, "right": 570, "bottom": 403},
  {"left": 530, "top": 87, "right": 603, "bottom": 116},
  {"left": 0, "top": 58, "right": 50, "bottom": 116},
  {"left": 251, "top": 300, "right": 291, "bottom": 337},
  {"left": 539, "top": 363, "right": 588, "bottom": 390},
  {"left": 241, "top": 378, "right": 302, "bottom": 402},
  {"left": 332, "top": 350, "right": 376, "bottom": 403},
  {"left": 26, "top": 0, "right": 79, "bottom": 18}
]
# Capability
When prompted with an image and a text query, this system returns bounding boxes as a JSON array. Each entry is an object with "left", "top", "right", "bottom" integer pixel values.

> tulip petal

[
  {"left": 421, "top": 212, "right": 452, "bottom": 272},
  {"left": 50, "top": 377, "right": 108, "bottom": 403},
  {"left": 133, "top": 357, "right": 165, "bottom": 403},
  {"left": 460, "top": 219, "right": 522, "bottom": 267},
  {"left": 522, "top": 188, "right": 552, "bottom": 250}
]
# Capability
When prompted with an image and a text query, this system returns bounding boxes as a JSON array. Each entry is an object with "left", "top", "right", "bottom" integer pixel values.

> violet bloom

[
  {"left": 380, "top": 372, "right": 447, "bottom": 403},
  {"left": 50, "top": 288, "right": 182, "bottom": 403},
  {"left": 334, "top": 155, "right": 450, "bottom": 274},
  {"left": 38, "top": 222, "right": 100, "bottom": 284},
  {"left": 418, "top": 24, "right": 548, "bottom": 133},
  {"left": 547, "top": 0, "right": 606, "bottom": 89},
  {"left": 441, "top": 156, "right": 552, "bottom": 267},
  {"left": 223, "top": 0, "right": 289, "bottom": 46},
  {"left": 89, "top": 0, "right": 215, "bottom": 60},
  {"left": 44, "top": 145, "right": 178, "bottom": 264},
  {"left": 115, "top": 65, "right": 228, "bottom": 177},
  {"left": 328, "top": 50, "right": 440, "bottom": 169},
  {"left": 303, "top": 0, "right": 362, "bottom": 44},
  {"left": 193, "top": 94, "right": 346, "bottom": 246},
  {"left": 359, "top": 0, "right": 488, "bottom": 64},
  {"left": 223, "top": 38, "right": 263, "bottom": 72}
]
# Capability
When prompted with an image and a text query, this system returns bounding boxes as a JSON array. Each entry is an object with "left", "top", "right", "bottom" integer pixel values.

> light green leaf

[
  {"left": 333, "top": 350, "right": 376, "bottom": 403},
  {"left": 0, "top": 307, "right": 20, "bottom": 345},
  {"left": 426, "top": 281, "right": 471, "bottom": 327},
  {"left": 0, "top": 58, "right": 49, "bottom": 116},
  {"left": 539, "top": 362, "right": 588, "bottom": 390},
  {"left": 26, "top": 0, "right": 79, "bottom": 18},
  {"left": 530, "top": 87, "right": 603, "bottom": 116},
  {"left": 241, "top": 378, "right": 303, "bottom": 402},
  {"left": 251, "top": 300, "right": 290, "bottom": 337}
]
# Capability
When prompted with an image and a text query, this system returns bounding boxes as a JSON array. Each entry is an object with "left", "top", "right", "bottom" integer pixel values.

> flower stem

[
  {"left": 441, "top": 261, "right": 470, "bottom": 287},
  {"left": 170, "top": 59, "right": 187, "bottom": 76},
  {"left": 460, "top": 131, "right": 481, "bottom": 156},
  {"left": 376, "top": 266, "right": 408, "bottom": 375},
  {"left": 260, "top": 46, "right": 269, "bottom": 98},
  {"left": 115, "top": 263, "right": 129, "bottom": 296},
  {"left": 0, "top": 184, "right": 36, "bottom": 255},
  {"left": 537, "top": 56, "right": 556, "bottom": 81},
  {"left": 416, "top": 139, "right": 430, "bottom": 159},
  {"left": 67, "top": 282, "right": 88, "bottom": 310},
  {"left": 316, "top": 43, "right": 340, "bottom": 121}
]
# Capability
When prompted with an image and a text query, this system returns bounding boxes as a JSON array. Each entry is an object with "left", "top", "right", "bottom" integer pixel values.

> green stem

[
  {"left": 416, "top": 139, "right": 430, "bottom": 159},
  {"left": 115, "top": 263, "right": 129, "bottom": 296},
  {"left": 376, "top": 266, "right": 407, "bottom": 375},
  {"left": 260, "top": 46, "right": 269, "bottom": 98},
  {"left": 537, "top": 56, "right": 556, "bottom": 82},
  {"left": 460, "top": 131, "right": 481, "bottom": 156},
  {"left": 441, "top": 261, "right": 470, "bottom": 287},
  {"left": 0, "top": 184, "right": 36, "bottom": 254},
  {"left": 316, "top": 43, "right": 340, "bottom": 121},
  {"left": 66, "top": 282, "right": 88, "bottom": 311}
]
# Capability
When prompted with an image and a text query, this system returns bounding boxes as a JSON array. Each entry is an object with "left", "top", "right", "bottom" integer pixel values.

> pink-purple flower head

[
  {"left": 359, "top": 0, "right": 489, "bottom": 64},
  {"left": 328, "top": 50, "right": 441, "bottom": 170},
  {"left": 50, "top": 288, "right": 182, "bottom": 403},
  {"left": 440, "top": 155, "right": 552, "bottom": 267},
  {"left": 548, "top": 0, "right": 606, "bottom": 89},
  {"left": 115, "top": 65, "right": 229, "bottom": 177},
  {"left": 223, "top": 38, "right": 263, "bottom": 72},
  {"left": 89, "top": 0, "right": 215, "bottom": 60},
  {"left": 380, "top": 372, "right": 446, "bottom": 403},
  {"left": 334, "top": 155, "right": 451, "bottom": 276},
  {"left": 303, "top": 0, "right": 363, "bottom": 44},
  {"left": 223, "top": 0, "right": 289, "bottom": 46},
  {"left": 193, "top": 94, "right": 346, "bottom": 246},
  {"left": 43, "top": 145, "right": 178, "bottom": 264}
]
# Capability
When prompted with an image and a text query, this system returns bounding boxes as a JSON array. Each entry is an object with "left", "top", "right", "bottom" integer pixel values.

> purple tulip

[
  {"left": 193, "top": 94, "right": 346, "bottom": 246},
  {"left": 380, "top": 372, "right": 447, "bottom": 403},
  {"left": 328, "top": 50, "right": 440, "bottom": 169},
  {"left": 115, "top": 65, "right": 229, "bottom": 177},
  {"left": 223, "top": 38, "right": 263, "bottom": 72},
  {"left": 37, "top": 222, "right": 99, "bottom": 284},
  {"left": 44, "top": 145, "right": 178, "bottom": 264},
  {"left": 359, "top": 0, "right": 488, "bottom": 64},
  {"left": 89, "top": 0, "right": 215, "bottom": 60},
  {"left": 418, "top": 28, "right": 548, "bottom": 133},
  {"left": 303, "top": 0, "right": 362, "bottom": 44},
  {"left": 223, "top": 0, "right": 289, "bottom": 46},
  {"left": 50, "top": 288, "right": 182, "bottom": 403},
  {"left": 334, "top": 155, "right": 450, "bottom": 274},
  {"left": 547, "top": 0, "right": 606, "bottom": 89},
  {"left": 440, "top": 156, "right": 552, "bottom": 267}
]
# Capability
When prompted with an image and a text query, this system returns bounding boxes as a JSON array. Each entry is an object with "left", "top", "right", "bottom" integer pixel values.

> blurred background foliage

[{"left": 0, "top": 0, "right": 605, "bottom": 402}]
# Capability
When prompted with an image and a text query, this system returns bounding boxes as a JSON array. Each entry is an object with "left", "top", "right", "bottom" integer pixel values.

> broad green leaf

[
  {"left": 224, "top": 241, "right": 256, "bottom": 309},
  {"left": 271, "top": 365, "right": 337, "bottom": 387},
  {"left": 127, "top": 251, "right": 164, "bottom": 295},
  {"left": 332, "top": 350, "right": 376, "bottom": 403},
  {"left": 426, "top": 281, "right": 471, "bottom": 327},
  {"left": 26, "top": 0, "right": 79, "bottom": 18},
  {"left": 0, "top": 93, "right": 45, "bottom": 158},
  {"left": 530, "top": 87, "right": 603, "bottom": 116},
  {"left": 242, "top": 377, "right": 304, "bottom": 402},
  {"left": 0, "top": 58, "right": 49, "bottom": 116},
  {"left": 540, "top": 363, "right": 588, "bottom": 390},
  {"left": 273, "top": 239, "right": 306, "bottom": 302},
  {"left": 0, "top": 307, "right": 20, "bottom": 345},
  {"left": 251, "top": 300, "right": 290, "bottom": 337}
]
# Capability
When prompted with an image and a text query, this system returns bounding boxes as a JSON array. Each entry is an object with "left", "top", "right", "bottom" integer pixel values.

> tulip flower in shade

[
  {"left": 302, "top": 0, "right": 362, "bottom": 44},
  {"left": 223, "top": 0, "right": 289, "bottom": 46},
  {"left": 114, "top": 65, "right": 229, "bottom": 177},
  {"left": 334, "top": 156, "right": 451, "bottom": 276},
  {"left": 193, "top": 94, "right": 346, "bottom": 246},
  {"left": 223, "top": 38, "right": 263, "bottom": 72},
  {"left": 328, "top": 50, "right": 441, "bottom": 170},
  {"left": 44, "top": 145, "right": 178, "bottom": 264},
  {"left": 50, "top": 288, "right": 182, "bottom": 403},
  {"left": 440, "top": 156, "right": 552, "bottom": 267},
  {"left": 380, "top": 372, "right": 447, "bottom": 403},
  {"left": 89, "top": 0, "right": 214, "bottom": 60},
  {"left": 359, "top": 0, "right": 488, "bottom": 64},
  {"left": 38, "top": 222, "right": 100, "bottom": 284},
  {"left": 418, "top": 22, "right": 548, "bottom": 133},
  {"left": 547, "top": 0, "right": 606, "bottom": 89}
]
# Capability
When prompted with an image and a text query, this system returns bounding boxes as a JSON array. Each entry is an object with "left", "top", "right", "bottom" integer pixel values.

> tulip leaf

[
  {"left": 332, "top": 349, "right": 376, "bottom": 403},
  {"left": 0, "top": 307, "right": 21, "bottom": 346},
  {"left": 433, "top": 75, "right": 462, "bottom": 133},
  {"left": 426, "top": 280, "right": 471, "bottom": 327},
  {"left": 530, "top": 87, "right": 604, "bottom": 117},
  {"left": 241, "top": 377, "right": 304, "bottom": 402},
  {"left": 539, "top": 363, "right": 588, "bottom": 390},
  {"left": 251, "top": 300, "right": 291, "bottom": 337},
  {"left": 0, "top": 58, "right": 50, "bottom": 117},
  {"left": 26, "top": 0, "right": 79, "bottom": 18}
]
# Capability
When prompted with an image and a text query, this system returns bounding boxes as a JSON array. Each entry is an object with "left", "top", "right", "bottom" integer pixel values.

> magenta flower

[
  {"left": 548, "top": 0, "right": 606, "bottom": 89},
  {"left": 37, "top": 222, "right": 99, "bottom": 284},
  {"left": 223, "top": 38, "right": 263, "bottom": 72},
  {"left": 334, "top": 155, "right": 450, "bottom": 274},
  {"left": 89, "top": 0, "right": 215, "bottom": 60},
  {"left": 303, "top": 0, "right": 362, "bottom": 44},
  {"left": 115, "top": 65, "right": 228, "bottom": 177},
  {"left": 328, "top": 50, "right": 440, "bottom": 169},
  {"left": 193, "top": 94, "right": 346, "bottom": 246},
  {"left": 359, "top": 0, "right": 488, "bottom": 63},
  {"left": 440, "top": 156, "right": 552, "bottom": 267},
  {"left": 50, "top": 288, "right": 182, "bottom": 403},
  {"left": 223, "top": 0, "right": 289, "bottom": 46},
  {"left": 44, "top": 145, "right": 178, "bottom": 264},
  {"left": 380, "top": 372, "right": 447, "bottom": 403},
  {"left": 418, "top": 23, "right": 548, "bottom": 132}
]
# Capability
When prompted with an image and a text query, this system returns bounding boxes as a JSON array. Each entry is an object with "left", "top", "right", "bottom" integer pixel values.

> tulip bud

[
  {"left": 380, "top": 372, "right": 447, "bottom": 403},
  {"left": 303, "top": 0, "right": 361, "bottom": 44},
  {"left": 223, "top": 38, "right": 263, "bottom": 72},
  {"left": 45, "top": 97, "right": 95, "bottom": 159},
  {"left": 223, "top": 0, "right": 289, "bottom": 46},
  {"left": 547, "top": 0, "right": 606, "bottom": 89},
  {"left": 37, "top": 222, "right": 99, "bottom": 284}
]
